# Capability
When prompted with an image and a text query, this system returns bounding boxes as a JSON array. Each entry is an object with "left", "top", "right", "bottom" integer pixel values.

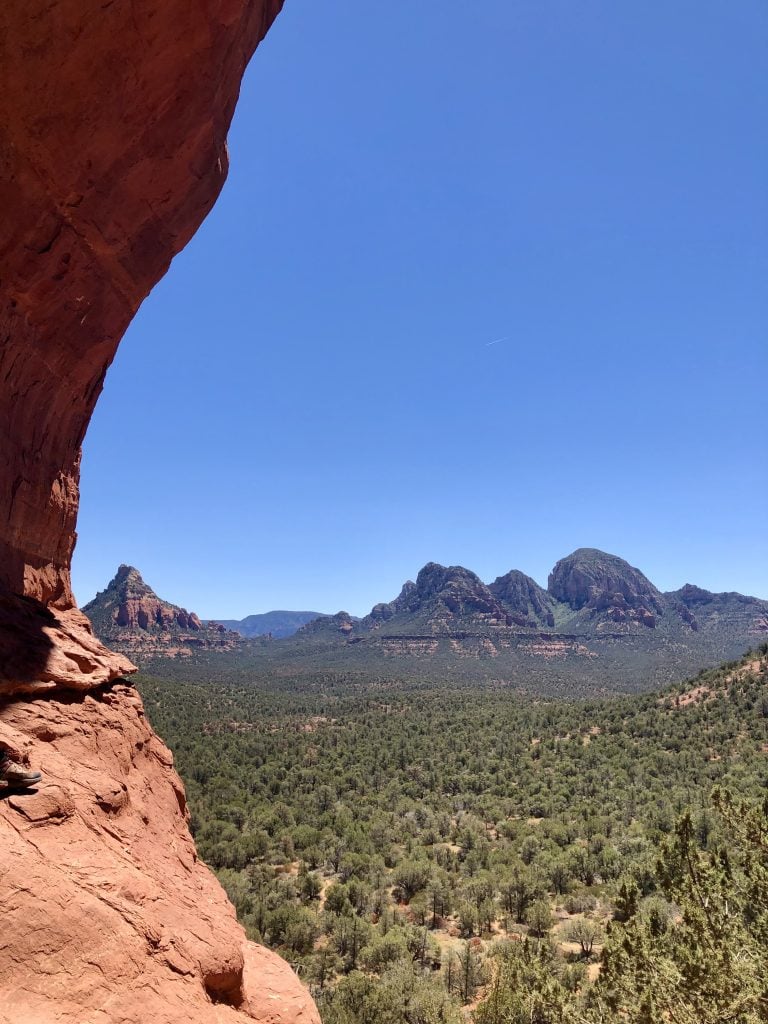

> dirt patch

[{"left": 676, "top": 685, "right": 712, "bottom": 708}]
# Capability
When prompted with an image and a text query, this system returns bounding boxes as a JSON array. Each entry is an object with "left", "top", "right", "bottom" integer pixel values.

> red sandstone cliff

[
  {"left": 0, "top": 0, "right": 282, "bottom": 694},
  {"left": 0, "top": 1, "right": 321, "bottom": 1021},
  {"left": 0, "top": 684, "right": 319, "bottom": 1024}
]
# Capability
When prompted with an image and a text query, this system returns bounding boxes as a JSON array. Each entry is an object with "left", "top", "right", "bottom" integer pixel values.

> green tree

[
  {"left": 591, "top": 791, "right": 768, "bottom": 1024},
  {"left": 563, "top": 917, "right": 603, "bottom": 958},
  {"left": 457, "top": 942, "right": 485, "bottom": 1004},
  {"left": 500, "top": 865, "right": 541, "bottom": 923},
  {"left": 526, "top": 899, "right": 554, "bottom": 938},
  {"left": 393, "top": 860, "right": 432, "bottom": 901},
  {"left": 476, "top": 940, "right": 577, "bottom": 1024}
]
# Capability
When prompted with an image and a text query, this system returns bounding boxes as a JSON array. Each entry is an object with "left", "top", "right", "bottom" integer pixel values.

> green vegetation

[{"left": 138, "top": 648, "right": 768, "bottom": 1022}]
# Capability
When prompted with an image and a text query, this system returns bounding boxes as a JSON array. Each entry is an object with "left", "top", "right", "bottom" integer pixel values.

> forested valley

[{"left": 138, "top": 649, "right": 768, "bottom": 1023}]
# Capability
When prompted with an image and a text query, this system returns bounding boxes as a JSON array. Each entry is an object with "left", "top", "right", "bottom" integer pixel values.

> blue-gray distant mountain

[{"left": 212, "top": 611, "right": 325, "bottom": 639}]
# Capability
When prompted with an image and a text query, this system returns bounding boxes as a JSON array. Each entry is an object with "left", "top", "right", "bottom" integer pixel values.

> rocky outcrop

[
  {"left": 83, "top": 566, "right": 242, "bottom": 659},
  {"left": 298, "top": 611, "right": 357, "bottom": 637},
  {"left": 0, "top": 592, "right": 136, "bottom": 697},
  {"left": 410, "top": 563, "right": 503, "bottom": 618},
  {"left": 373, "top": 562, "right": 513, "bottom": 629},
  {"left": 672, "top": 584, "right": 716, "bottom": 606},
  {"left": 0, "top": 591, "right": 136, "bottom": 698},
  {"left": 0, "top": 682, "right": 319, "bottom": 1024},
  {"left": 666, "top": 584, "right": 766, "bottom": 634},
  {"left": 489, "top": 569, "right": 556, "bottom": 627},
  {"left": 548, "top": 548, "right": 664, "bottom": 627},
  {"left": 88, "top": 565, "right": 204, "bottom": 631},
  {"left": 363, "top": 564, "right": 549, "bottom": 632},
  {"left": 368, "top": 580, "right": 417, "bottom": 624},
  {"left": 0, "top": 0, "right": 283, "bottom": 694}
]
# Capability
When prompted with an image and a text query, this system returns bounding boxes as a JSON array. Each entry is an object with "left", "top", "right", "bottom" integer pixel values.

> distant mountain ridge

[
  {"left": 84, "top": 551, "right": 768, "bottom": 694},
  {"left": 279, "top": 548, "right": 767, "bottom": 692},
  {"left": 315, "top": 547, "right": 763, "bottom": 638},
  {"left": 212, "top": 611, "right": 325, "bottom": 639},
  {"left": 83, "top": 566, "right": 243, "bottom": 659}
]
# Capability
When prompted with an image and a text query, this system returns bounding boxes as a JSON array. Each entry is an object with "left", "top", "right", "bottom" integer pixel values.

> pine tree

[
  {"left": 589, "top": 791, "right": 768, "bottom": 1024},
  {"left": 475, "top": 940, "right": 578, "bottom": 1024}
]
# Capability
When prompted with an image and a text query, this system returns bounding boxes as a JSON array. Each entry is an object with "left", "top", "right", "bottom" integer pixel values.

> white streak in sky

[{"left": 485, "top": 335, "right": 509, "bottom": 347}]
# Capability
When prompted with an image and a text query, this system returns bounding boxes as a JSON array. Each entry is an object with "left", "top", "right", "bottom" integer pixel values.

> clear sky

[{"left": 72, "top": 0, "right": 767, "bottom": 618}]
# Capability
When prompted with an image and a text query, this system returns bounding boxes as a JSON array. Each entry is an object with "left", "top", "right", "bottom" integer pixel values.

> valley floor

[{"left": 138, "top": 649, "right": 768, "bottom": 1023}]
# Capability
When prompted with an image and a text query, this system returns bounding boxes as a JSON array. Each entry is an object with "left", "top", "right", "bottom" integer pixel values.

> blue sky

[{"left": 73, "top": 0, "right": 767, "bottom": 617}]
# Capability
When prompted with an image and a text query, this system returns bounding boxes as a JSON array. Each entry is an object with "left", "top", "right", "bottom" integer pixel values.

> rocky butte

[
  {"left": 0, "top": 1, "right": 319, "bottom": 1022},
  {"left": 83, "top": 565, "right": 244, "bottom": 658}
]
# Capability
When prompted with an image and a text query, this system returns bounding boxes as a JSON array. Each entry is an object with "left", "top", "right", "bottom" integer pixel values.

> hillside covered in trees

[{"left": 137, "top": 647, "right": 768, "bottom": 1022}]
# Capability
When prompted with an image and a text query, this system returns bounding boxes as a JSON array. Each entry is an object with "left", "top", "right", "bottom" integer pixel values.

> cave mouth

[{"left": 203, "top": 966, "right": 245, "bottom": 1008}]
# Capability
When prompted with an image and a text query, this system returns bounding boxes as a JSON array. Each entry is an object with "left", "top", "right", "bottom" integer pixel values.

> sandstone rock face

[
  {"left": 0, "top": 0, "right": 283, "bottom": 693},
  {"left": 0, "top": 593, "right": 136, "bottom": 697},
  {"left": 0, "top": 682, "right": 320, "bottom": 1024},
  {"left": 0, "top": 6, "right": 321, "bottom": 1023}
]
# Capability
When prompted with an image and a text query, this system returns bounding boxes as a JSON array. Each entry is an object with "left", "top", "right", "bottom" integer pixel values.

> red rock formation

[
  {"left": 0, "top": 592, "right": 136, "bottom": 696},
  {"left": 0, "top": 0, "right": 283, "bottom": 694},
  {"left": 0, "top": 4, "right": 321, "bottom": 1023},
  {"left": 92, "top": 566, "right": 205, "bottom": 632},
  {"left": 82, "top": 565, "right": 243, "bottom": 659},
  {"left": 0, "top": 683, "right": 320, "bottom": 1024},
  {"left": 548, "top": 548, "right": 664, "bottom": 628}
]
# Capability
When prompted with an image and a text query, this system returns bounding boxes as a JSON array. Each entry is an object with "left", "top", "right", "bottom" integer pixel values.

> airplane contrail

[{"left": 485, "top": 335, "right": 509, "bottom": 347}]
